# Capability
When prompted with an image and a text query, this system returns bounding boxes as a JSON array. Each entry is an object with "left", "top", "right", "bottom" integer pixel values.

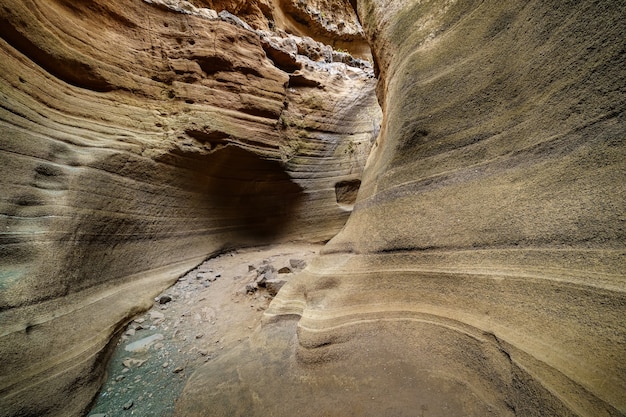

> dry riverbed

[{"left": 88, "top": 243, "right": 321, "bottom": 417}]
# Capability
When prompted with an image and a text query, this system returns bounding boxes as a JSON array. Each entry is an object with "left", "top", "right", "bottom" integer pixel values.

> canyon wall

[
  {"left": 1, "top": 0, "right": 624, "bottom": 416},
  {"left": 178, "top": 0, "right": 626, "bottom": 416},
  {"left": 0, "top": 1, "right": 379, "bottom": 415}
]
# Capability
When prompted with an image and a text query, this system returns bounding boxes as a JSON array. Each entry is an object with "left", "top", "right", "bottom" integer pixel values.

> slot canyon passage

[{"left": 0, "top": 0, "right": 625, "bottom": 415}]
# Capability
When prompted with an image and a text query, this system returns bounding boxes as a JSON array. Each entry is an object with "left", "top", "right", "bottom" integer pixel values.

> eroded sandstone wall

[
  {"left": 0, "top": 1, "right": 379, "bottom": 415},
  {"left": 176, "top": 1, "right": 625, "bottom": 416},
  {"left": 279, "top": 0, "right": 626, "bottom": 414}
]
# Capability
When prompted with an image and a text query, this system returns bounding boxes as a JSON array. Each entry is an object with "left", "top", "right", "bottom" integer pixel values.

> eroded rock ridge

[
  {"left": 180, "top": 1, "right": 626, "bottom": 417},
  {"left": 0, "top": 0, "right": 379, "bottom": 415},
  {"left": 1, "top": 0, "right": 625, "bottom": 417}
]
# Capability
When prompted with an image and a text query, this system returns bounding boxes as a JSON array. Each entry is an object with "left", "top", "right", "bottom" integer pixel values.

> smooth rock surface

[
  {"left": 0, "top": 1, "right": 379, "bottom": 416},
  {"left": 1, "top": 0, "right": 624, "bottom": 416},
  {"left": 178, "top": 1, "right": 626, "bottom": 417}
]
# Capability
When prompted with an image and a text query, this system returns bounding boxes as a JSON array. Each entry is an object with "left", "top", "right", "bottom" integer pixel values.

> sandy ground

[{"left": 87, "top": 243, "right": 322, "bottom": 417}]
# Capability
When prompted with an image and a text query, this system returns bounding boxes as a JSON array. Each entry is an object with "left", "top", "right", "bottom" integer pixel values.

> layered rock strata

[
  {"left": 178, "top": 0, "right": 626, "bottom": 416},
  {"left": 2, "top": 0, "right": 625, "bottom": 416},
  {"left": 0, "top": 1, "right": 379, "bottom": 415}
]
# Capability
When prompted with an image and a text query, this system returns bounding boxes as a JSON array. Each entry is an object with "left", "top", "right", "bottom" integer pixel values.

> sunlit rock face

[
  {"left": 177, "top": 1, "right": 626, "bottom": 416},
  {"left": 0, "top": 0, "right": 380, "bottom": 415}
]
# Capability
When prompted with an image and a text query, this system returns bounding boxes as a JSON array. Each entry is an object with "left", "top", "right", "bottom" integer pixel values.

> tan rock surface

[
  {"left": 0, "top": 1, "right": 379, "bottom": 415},
  {"left": 1, "top": 0, "right": 625, "bottom": 416},
  {"left": 178, "top": 1, "right": 626, "bottom": 416}
]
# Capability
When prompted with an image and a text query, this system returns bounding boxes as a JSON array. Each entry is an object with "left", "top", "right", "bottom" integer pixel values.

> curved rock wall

[
  {"left": 259, "top": 0, "right": 625, "bottom": 416},
  {"left": 2, "top": 0, "right": 625, "bottom": 416},
  {"left": 175, "top": 1, "right": 626, "bottom": 416},
  {"left": 0, "top": 1, "right": 379, "bottom": 415}
]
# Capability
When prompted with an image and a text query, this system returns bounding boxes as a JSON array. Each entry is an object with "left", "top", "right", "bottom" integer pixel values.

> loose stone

[{"left": 156, "top": 295, "right": 172, "bottom": 304}]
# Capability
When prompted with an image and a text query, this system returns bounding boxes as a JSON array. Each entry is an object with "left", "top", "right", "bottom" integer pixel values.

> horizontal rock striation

[
  {"left": 178, "top": 0, "right": 626, "bottom": 416},
  {"left": 0, "top": 0, "right": 379, "bottom": 415}
]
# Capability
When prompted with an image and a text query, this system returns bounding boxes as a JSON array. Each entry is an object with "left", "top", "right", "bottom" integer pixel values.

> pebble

[
  {"left": 258, "top": 264, "right": 276, "bottom": 277},
  {"left": 122, "top": 358, "right": 147, "bottom": 368},
  {"left": 149, "top": 311, "right": 165, "bottom": 323},
  {"left": 156, "top": 295, "right": 172, "bottom": 304},
  {"left": 124, "top": 334, "right": 163, "bottom": 353},
  {"left": 122, "top": 400, "right": 133, "bottom": 410},
  {"left": 162, "top": 362, "right": 169, "bottom": 368},
  {"left": 115, "top": 375, "right": 125, "bottom": 382},
  {"left": 290, "top": 259, "right": 307, "bottom": 269},
  {"left": 173, "top": 366, "right": 184, "bottom": 373},
  {"left": 265, "top": 279, "right": 287, "bottom": 296}
]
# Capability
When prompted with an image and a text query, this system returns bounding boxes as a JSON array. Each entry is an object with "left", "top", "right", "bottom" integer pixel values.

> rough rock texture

[
  {"left": 2, "top": 0, "right": 625, "bottom": 416},
  {"left": 0, "top": 1, "right": 379, "bottom": 416},
  {"left": 161, "top": 0, "right": 372, "bottom": 58},
  {"left": 177, "top": 1, "right": 626, "bottom": 416}
]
